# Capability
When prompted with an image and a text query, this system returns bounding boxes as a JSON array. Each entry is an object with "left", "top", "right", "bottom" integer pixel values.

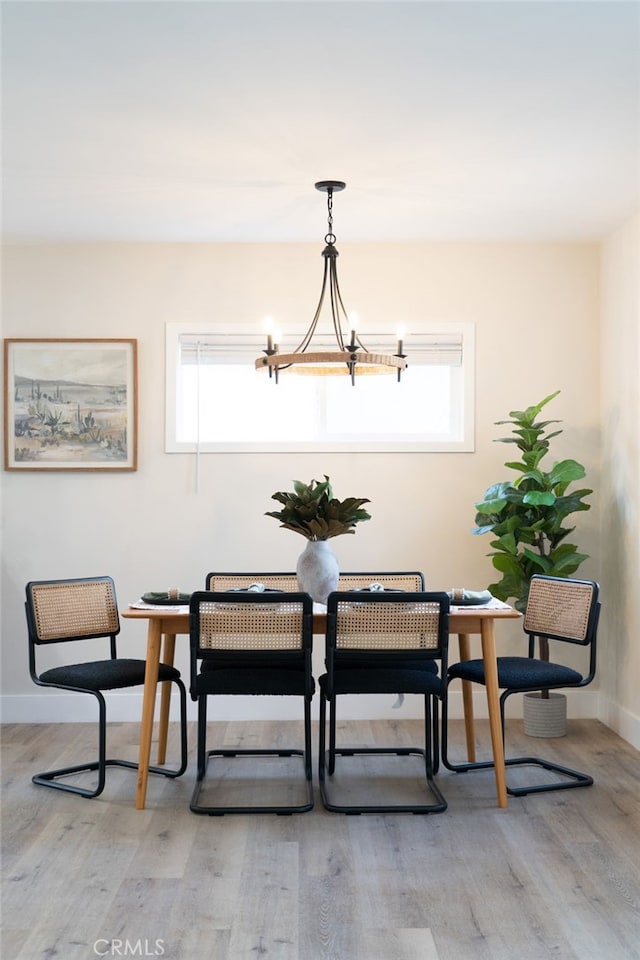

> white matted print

[{"left": 4, "top": 339, "right": 137, "bottom": 471}]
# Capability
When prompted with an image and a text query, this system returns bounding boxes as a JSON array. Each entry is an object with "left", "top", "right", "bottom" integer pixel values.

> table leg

[
  {"left": 480, "top": 619, "right": 508, "bottom": 809},
  {"left": 157, "top": 633, "right": 176, "bottom": 765},
  {"left": 457, "top": 634, "right": 476, "bottom": 763},
  {"left": 136, "top": 619, "right": 161, "bottom": 810}
]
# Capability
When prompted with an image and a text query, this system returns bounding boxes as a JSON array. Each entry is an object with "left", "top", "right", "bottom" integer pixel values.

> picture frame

[{"left": 4, "top": 339, "right": 138, "bottom": 471}]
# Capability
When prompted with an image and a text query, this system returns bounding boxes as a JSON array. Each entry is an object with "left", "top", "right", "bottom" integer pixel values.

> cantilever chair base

[
  {"left": 441, "top": 681, "right": 595, "bottom": 795},
  {"left": 443, "top": 753, "right": 593, "bottom": 796},
  {"left": 190, "top": 747, "right": 314, "bottom": 815},
  {"left": 32, "top": 683, "right": 188, "bottom": 799},
  {"left": 33, "top": 753, "right": 188, "bottom": 800},
  {"left": 319, "top": 688, "right": 446, "bottom": 814},
  {"left": 318, "top": 744, "right": 447, "bottom": 815},
  {"left": 441, "top": 678, "right": 595, "bottom": 795}
]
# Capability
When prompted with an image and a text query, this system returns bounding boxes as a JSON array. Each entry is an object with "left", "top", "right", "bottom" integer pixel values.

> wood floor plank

[
  {"left": 299, "top": 874, "right": 358, "bottom": 960},
  {"left": 227, "top": 838, "right": 301, "bottom": 959}
]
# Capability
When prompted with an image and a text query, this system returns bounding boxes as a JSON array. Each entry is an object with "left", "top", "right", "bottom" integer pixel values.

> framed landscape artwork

[{"left": 4, "top": 339, "right": 138, "bottom": 471}]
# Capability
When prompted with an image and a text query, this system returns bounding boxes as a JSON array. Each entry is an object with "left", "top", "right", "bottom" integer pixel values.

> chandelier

[{"left": 255, "top": 180, "right": 407, "bottom": 385}]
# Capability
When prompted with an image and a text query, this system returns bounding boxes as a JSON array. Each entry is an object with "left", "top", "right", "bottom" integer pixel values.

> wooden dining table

[{"left": 122, "top": 600, "right": 521, "bottom": 811}]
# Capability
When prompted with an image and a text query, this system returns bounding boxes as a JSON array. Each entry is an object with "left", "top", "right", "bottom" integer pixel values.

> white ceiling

[{"left": 2, "top": 0, "right": 639, "bottom": 243}]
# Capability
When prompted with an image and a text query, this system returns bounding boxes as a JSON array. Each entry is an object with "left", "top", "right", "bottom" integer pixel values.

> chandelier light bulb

[{"left": 264, "top": 316, "right": 274, "bottom": 353}]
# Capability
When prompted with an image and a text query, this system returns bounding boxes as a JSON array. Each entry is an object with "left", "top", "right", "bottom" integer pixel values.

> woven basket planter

[{"left": 523, "top": 692, "right": 567, "bottom": 738}]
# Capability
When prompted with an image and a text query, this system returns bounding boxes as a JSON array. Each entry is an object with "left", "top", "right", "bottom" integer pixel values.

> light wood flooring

[{"left": 2, "top": 718, "right": 639, "bottom": 960}]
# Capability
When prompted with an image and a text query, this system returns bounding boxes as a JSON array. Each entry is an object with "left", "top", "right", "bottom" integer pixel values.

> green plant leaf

[
  {"left": 475, "top": 497, "right": 508, "bottom": 515},
  {"left": 491, "top": 531, "right": 518, "bottom": 555},
  {"left": 472, "top": 391, "right": 591, "bottom": 611},
  {"left": 489, "top": 553, "right": 522, "bottom": 574},
  {"left": 513, "top": 390, "right": 561, "bottom": 422},
  {"left": 522, "top": 490, "right": 556, "bottom": 506},
  {"left": 548, "top": 459, "right": 587, "bottom": 484}
]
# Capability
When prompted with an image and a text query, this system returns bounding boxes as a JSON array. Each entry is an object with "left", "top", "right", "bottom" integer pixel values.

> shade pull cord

[{"left": 195, "top": 341, "right": 202, "bottom": 494}]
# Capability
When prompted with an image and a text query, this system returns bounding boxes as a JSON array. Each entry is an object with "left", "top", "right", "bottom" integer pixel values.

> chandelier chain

[{"left": 325, "top": 188, "right": 336, "bottom": 245}]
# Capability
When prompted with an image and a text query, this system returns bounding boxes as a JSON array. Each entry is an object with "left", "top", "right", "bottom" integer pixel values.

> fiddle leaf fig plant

[
  {"left": 474, "top": 391, "right": 592, "bottom": 613},
  {"left": 266, "top": 475, "right": 371, "bottom": 541}
]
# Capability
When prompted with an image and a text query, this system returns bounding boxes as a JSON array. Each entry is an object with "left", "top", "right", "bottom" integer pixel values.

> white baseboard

[
  {"left": 596, "top": 694, "right": 640, "bottom": 751},
  {"left": 0, "top": 688, "right": 604, "bottom": 725}
]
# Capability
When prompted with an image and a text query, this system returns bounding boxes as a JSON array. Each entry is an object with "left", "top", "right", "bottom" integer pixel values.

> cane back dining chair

[
  {"left": 206, "top": 571, "right": 429, "bottom": 735},
  {"left": 442, "top": 574, "right": 601, "bottom": 795},
  {"left": 205, "top": 571, "right": 432, "bottom": 762},
  {"left": 206, "top": 572, "right": 299, "bottom": 591},
  {"left": 206, "top": 573, "right": 429, "bottom": 680},
  {"left": 26, "top": 576, "right": 188, "bottom": 798},
  {"left": 189, "top": 589, "right": 315, "bottom": 814},
  {"left": 205, "top": 571, "right": 425, "bottom": 592},
  {"left": 319, "top": 590, "right": 450, "bottom": 814}
]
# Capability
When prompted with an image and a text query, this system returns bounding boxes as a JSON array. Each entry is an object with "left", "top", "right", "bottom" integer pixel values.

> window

[{"left": 165, "top": 322, "right": 474, "bottom": 453}]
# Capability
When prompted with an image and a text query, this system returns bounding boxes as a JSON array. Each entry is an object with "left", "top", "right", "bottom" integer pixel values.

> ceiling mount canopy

[{"left": 255, "top": 180, "right": 407, "bottom": 385}]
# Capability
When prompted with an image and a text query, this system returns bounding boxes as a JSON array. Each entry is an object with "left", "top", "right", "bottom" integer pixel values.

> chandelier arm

[
  {"left": 334, "top": 274, "right": 370, "bottom": 354},
  {"left": 327, "top": 261, "right": 358, "bottom": 381},
  {"left": 294, "top": 255, "right": 330, "bottom": 353},
  {"left": 328, "top": 259, "right": 348, "bottom": 351},
  {"left": 331, "top": 259, "right": 373, "bottom": 355}
]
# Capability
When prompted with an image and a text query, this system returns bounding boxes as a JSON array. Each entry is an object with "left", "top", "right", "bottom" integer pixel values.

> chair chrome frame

[
  {"left": 442, "top": 575, "right": 601, "bottom": 795},
  {"left": 319, "top": 590, "right": 450, "bottom": 814},
  {"left": 26, "top": 576, "right": 188, "bottom": 799},
  {"left": 189, "top": 590, "right": 315, "bottom": 815}
]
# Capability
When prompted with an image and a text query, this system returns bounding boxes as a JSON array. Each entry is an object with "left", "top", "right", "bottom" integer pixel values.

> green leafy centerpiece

[
  {"left": 266, "top": 475, "right": 371, "bottom": 540},
  {"left": 266, "top": 476, "right": 371, "bottom": 602}
]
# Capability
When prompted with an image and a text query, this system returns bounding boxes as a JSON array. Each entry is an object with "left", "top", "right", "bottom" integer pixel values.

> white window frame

[{"left": 165, "top": 321, "right": 475, "bottom": 453}]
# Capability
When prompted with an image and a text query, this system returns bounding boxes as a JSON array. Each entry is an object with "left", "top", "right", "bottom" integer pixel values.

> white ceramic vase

[{"left": 296, "top": 539, "right": 339, "bottom": 604}]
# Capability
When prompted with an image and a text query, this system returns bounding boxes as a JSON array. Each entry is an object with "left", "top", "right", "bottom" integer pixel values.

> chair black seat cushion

[
  {"left": 201, "top": 657, "right": 303, "bottom": 671},
  {"left": 39, "top": 658, "right": 181, "bottom": 691},
  {"left": 319, "top": 667, "right": 443, "bottom": 697},
  {"left": 195, "top": 667, "right": 314, "bottom": 697},
  {"left": 448, "top": 656, "right": 583, "bottom": 690}
]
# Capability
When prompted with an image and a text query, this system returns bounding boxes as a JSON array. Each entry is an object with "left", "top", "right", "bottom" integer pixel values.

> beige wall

[
  {"left": 599, "top": 213, "right": 640, "bottom": 747},
  {"left": 2, "top": 237, "right": 632, "bottom": 739}
]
